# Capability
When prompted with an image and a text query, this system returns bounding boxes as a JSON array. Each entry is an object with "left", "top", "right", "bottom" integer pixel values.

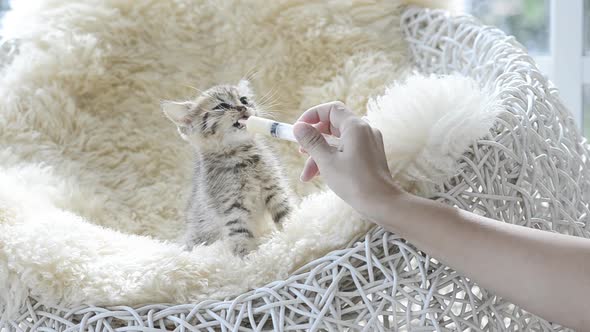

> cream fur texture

[
  {"left": 0, "top": 0, "right": 486, "bottom": 317},
  {"left": 367, "top": 74, "right": 497, "bottom": 196}
]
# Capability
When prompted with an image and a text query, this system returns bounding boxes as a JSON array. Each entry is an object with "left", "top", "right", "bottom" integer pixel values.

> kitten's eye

[
  {"left": 213, "top": 102, "right": 231, "bottom": 110},
  {"left": 240, "top": 97, "right": 248, "bottom": 105}
]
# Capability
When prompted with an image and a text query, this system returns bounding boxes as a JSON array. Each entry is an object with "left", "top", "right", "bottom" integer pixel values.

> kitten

[{"left": 162, "top": 80, "right": 294, "bottom": 256}]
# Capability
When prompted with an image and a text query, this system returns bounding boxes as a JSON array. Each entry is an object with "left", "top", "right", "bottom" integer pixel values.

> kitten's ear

[
  {"left": 161, "top": 101, "right": 193, "bottom": 126},
  {"left": 237, "top": 79, "right": 253, "bottom": 95}
]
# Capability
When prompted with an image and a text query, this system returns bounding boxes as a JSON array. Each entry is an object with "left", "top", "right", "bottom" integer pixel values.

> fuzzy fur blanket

[{"left": 0, "top": 0, "right": 494, "bottom": 317}]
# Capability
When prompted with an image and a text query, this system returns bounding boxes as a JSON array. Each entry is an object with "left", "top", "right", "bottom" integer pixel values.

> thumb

[{"left": 293, "top": 122, "right": 332, "bottom": 162}]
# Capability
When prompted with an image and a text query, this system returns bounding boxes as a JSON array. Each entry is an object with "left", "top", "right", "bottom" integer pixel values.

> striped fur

[{"left": 162, "top": 81, "right": 294, "bottom": 256}]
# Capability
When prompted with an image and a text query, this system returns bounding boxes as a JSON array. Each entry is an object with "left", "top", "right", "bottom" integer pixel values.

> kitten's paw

[
  {"left": 272, "top": 208, "right": 291, "bottom": 228},
  {"left": 273, "top": 220, "right": 286, "bottom": 232},
  {"left": 232, "top": 240, "right": 257, "bottom": 257}
]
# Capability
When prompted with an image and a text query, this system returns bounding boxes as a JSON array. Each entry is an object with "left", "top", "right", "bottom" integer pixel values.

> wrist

[{"left": 358, "top": 179, "right": 407, "bottom": 224}]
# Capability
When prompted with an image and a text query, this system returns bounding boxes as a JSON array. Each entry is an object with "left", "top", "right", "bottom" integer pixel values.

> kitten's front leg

[
  {"left": 222, "top": 202, "right": 256, "bottom": 257},
  {"left": 263, "top": 182, "right": 294, "bottom": 228},
  {"left": 229, "top": 228, "right": 256, "bottom": 257},
  {"left": 184, "top": 215, "right": 221, "bottom": 250}
]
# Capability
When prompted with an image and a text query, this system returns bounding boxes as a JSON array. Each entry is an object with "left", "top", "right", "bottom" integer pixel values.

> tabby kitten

[{"left": 162, "top": 80, "right": 294, "bottom": 256}]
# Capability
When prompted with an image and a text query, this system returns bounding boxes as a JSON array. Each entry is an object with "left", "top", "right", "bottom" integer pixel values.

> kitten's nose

[{"left": 235, "top": 106, "right": 246, "bottom": 113}]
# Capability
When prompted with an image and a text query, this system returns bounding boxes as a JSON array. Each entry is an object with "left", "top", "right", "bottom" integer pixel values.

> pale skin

[{"left": 292, "top": 101, "right": 590, "bottom": 331}]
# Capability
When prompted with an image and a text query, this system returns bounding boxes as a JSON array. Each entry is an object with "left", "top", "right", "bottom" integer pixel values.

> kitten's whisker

[
  {"left": 258, "top": 93, "right": 280, "bottom": 104},
  {"left": 258, "top": 99, "right": 281, "bottom": 111},
  {"left": 257, "top": 84, "right": 279, "bottom": 101},
  {"left": 258, "top": 104, "right": 298, "bottom": 114},
  {"left": 256, "top": 106, "right": 286, "bottom": 120},
  {"left": 257, "top": 98, "right": 281, "bottom": 109},
  {"left": 257, "top": 87, "right": 279, "bottom": 104},
  {"left": 258, "top": 94, "right": 279, "bottom": 104},
  {"left": 183, "top": 84, "right": 205, "bottom": 93},
  {"left": 241, "top": 66, "right": 260, "bottom": 83},
  {"left": 182, "top": 84, "right": 219, "bottom": 101},
  {"left": 183, "top": 84, "right": 224, "bottom": 102},
  {"left": 258, "top": 104, "right": 281, "bottom": 112},
  {"left": 257, "top": 111, "right": 275, "bottom": 120},
  {"left": 258, "top": 106, "right": 281, "bottom": 115},
  {"left": 258, "top": 93, "right": 282, "bottom": 108}
]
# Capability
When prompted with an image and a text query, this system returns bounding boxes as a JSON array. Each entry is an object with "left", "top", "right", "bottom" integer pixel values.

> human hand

[{"left": 293, "top": 101, "right": 403, "bottom": 216}]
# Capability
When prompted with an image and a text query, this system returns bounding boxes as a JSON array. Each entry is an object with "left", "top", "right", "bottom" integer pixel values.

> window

[
  {"left": 584, "top": 0, "right": 590, "bottom": 136},
  {"left": 467, "top": 0, "right": 590, "bottom": 136},
  {"left": 0, "top": 0, "right": 10, "bottom": 32},
  {"left": 466, "top": 0, "right": 550, "bottom": 54},
  {"left": 0, "top": 0, "right": 9, "bottom": 16}
]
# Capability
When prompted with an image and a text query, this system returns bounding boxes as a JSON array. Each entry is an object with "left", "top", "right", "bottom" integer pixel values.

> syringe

[{"left": 238, "top": 116, "right": 340, "bottom": 147}]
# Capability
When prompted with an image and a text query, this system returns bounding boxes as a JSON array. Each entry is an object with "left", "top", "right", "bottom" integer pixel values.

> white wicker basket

[{"left": 2, "top": 7, "right": 589, "bottom": 332}]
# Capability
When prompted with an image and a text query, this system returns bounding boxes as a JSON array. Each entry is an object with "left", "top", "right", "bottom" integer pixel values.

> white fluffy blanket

[{"left": 0, "top": 0, "right": 494, "bottom": 317}]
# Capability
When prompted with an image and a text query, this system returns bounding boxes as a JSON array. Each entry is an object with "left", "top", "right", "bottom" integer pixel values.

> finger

[
  {"left": 373, "top": 128, "right": 386, "bottom": 155},
  {"left": 312, "top": 121, "right": 332, "bottom": 135},
  {"left": 372, "top": 128, "right": 384, "bottom": 147},
  {"left": 293, "top": 122, "right": 334, "bottom": 163},
  {"left": 341, "top": 118, "right": 373, "bottom": 146},
  {"left": 300, "top": 156, "right": 319, "bottom": 182},
  {"left": 297, "top": 101, "right": 355, "bottom": 137}
]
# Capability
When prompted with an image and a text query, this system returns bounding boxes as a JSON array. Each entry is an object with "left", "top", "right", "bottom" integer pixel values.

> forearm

[{"left": 368, "top": 190, "right": 590, "bottom": 331}]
